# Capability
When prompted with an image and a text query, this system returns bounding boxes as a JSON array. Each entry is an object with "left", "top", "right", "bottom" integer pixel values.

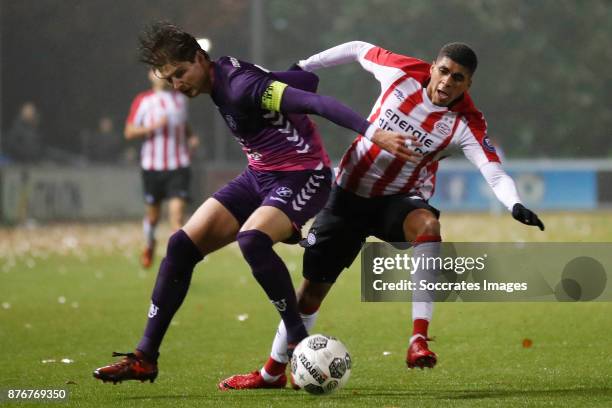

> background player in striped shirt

[
  {"left": 93, "top": 24, "right": 417, "bottom": 385},
  {"left": 221, "top": 41, "right": 544, "bottom": 390},
  {"left": 125, "top": 69, "right": 199, "bottom": 268}
]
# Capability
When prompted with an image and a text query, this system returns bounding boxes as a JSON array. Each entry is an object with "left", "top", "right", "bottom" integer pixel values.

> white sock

[
  {"left": 268, "top": 311, "right": 319, "bottom": 365},
  {"left": 411, "top": 241, "right": 440, "bottom": 329},
  {"left": 142, "top": 218, "right": 156, "bottom": 248},
  {"left": 412, "top": 302, "right": 433, "bottom": 322}
]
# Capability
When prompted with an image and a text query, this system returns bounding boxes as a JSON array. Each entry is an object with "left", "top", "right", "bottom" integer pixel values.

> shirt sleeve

[
  {"left": 455, "top": 113, "right": 518, "bottom": 211},
  {"left": 278, "top": 85, "right": 374, "bottom": 137},
  {"left": 225, "top": 67, "right": 274, "bottom": 110},
  {"left": 227, "top": 63, "right": 375, "bottom": 138},
  {"left": 298, "top": 41, "right": 374, "bottom": 71},
  {"left": 479, "top": 161, "right": 522, "bottom": 211},
  {"left": 298, "top": 41, "right": 430, "bottom": 88},
  {"left": 456, "top": 113, "right": 501, "bottom": 169},
  {"left": 271, "top": 69, "right": 319, "bottom": 93},
  {"left": 225, "top": 64, "right": 317, "bottom": 111}
]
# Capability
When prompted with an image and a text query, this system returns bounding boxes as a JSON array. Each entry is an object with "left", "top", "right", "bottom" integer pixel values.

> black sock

[
  {"left": 237, "top": 229, "right": 307, "bottom": 345},
  {"left": 137, "top": 230, "right": 202, "bottom": 360}
]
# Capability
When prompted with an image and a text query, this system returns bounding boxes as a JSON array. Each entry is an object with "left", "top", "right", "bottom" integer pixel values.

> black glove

[{"left": 512, "top": 203, "right": 545, "bottom": 231}]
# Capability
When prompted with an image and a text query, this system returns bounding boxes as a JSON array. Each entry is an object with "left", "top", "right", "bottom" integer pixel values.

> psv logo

[
  {"left": 307, "top": 232, "right": 316, "bottom": 245},
  {"left": 435, "top": 121, "right": 451, "bottom": 136},
  {"left": 393, "top": 89, "right": 405, "bottom": 101}
]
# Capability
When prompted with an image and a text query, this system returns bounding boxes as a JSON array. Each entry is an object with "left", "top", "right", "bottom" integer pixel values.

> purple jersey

[{"left": 211, "top": 56, "right": 331, "bottom": 171}]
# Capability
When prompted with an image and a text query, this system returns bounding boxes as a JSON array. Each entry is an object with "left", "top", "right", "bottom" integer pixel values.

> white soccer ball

[{"left": 290, "top": 334, "right": 352, "bottom": 395}]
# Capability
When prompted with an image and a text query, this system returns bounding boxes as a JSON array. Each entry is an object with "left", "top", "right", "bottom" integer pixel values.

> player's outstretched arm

[
  {"left": 275, "top": 83, "right": 421, "bottom": 163},
  {"left": 297, "top": 41, "right": 373, "bottom": 71},
  {"left": 478, "top": 162, "right": 545, "bottom": 231}
]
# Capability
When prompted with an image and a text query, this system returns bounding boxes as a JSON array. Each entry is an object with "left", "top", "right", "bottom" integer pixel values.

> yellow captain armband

[{"left": 261, "top": 81, "right": 288, "bottom": 112}]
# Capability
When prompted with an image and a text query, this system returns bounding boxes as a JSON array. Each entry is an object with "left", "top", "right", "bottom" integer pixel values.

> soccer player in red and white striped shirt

[
  {"left": 125, "top": 69, "right": 199, "bottom": 268},
  {"left": 221, "top": 41, "right": 544, "bottom": 389}
]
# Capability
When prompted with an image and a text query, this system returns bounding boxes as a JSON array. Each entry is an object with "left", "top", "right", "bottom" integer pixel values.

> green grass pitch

[{"left": 1, "top": 212, "right": 611, "bottom": 407}]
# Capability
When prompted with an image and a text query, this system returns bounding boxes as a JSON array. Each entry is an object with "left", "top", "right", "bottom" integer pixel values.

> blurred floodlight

[{"left": 197, "top": 38, "right": 212, "bottom": 52}]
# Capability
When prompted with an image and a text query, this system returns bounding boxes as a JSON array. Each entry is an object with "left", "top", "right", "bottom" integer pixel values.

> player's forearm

[
  {"left": 280, "top": 86, "right": 375, "bottom": 138},
  {"left": 479, "top": 162, "right": 521, "bottom": 211},
  {"left": 124, "top": 124, "right": 153, "bottom": 140},
  {"left": 298, "top": 41, "right": 373, "bottom": 71}
]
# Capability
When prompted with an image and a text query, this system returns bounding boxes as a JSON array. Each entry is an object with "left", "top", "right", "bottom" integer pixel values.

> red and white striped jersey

[
  {"left": 300, "top": 42, "right": 501, "bottom": 199},
  {"left": 126, "top": 90, "right": 191, "bottom": 171}
]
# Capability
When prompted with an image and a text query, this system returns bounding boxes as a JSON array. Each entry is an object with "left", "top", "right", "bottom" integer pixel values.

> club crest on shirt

[
  {"left": 435, "top": 121, "right": 452, "bottom": 136},
  {"left": 393, "top": 89, "right": 405, "bottom": 101},
  {"left": 482, "top": 136, "right": 496, "bottom": 153},
  {"left": 275, "top": 186, "right": 293, "bottom": 198}
]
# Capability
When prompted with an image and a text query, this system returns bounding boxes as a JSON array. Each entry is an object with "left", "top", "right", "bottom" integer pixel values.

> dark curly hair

[
  {"left": 138, "top": 21, "right": 209, "bottom": 68},
  {"left": 437, "top": 43, "right": 478, "bottom": 75}
]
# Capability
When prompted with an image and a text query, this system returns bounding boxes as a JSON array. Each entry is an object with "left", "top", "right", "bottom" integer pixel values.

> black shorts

[
  {"left": 301, "top": 184, "right": 440, "bottom": 283},
  {"left": 142, "top": 167, "right": 191, "bottom": 205}
]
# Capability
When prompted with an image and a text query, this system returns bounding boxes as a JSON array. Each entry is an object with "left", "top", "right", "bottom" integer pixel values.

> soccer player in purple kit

[{"left": 93, "top": 23, "right": 420, "bottom": 384}]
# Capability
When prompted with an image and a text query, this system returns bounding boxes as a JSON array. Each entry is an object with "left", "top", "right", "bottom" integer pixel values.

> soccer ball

[{"left": 290, "top": 334, "right": 352, "bottom": 395}]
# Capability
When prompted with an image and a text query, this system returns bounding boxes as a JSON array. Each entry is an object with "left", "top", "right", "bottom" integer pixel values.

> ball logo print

[
  {"left": 344, "top": 353, "right": 352, "bottom": 370},
  {"left": 304, "top": 383, "right": 326, "bottom": 395},
  {"left": 298, "top": 353, "right": 328, "bottom": 384},
  {"left": 328, "top": 357, "right": 347, "bottom": 378},
  {"left": 291, "top": 334, "right": 352, "bottom": 395},
  {"left": 325, "top": 380, "right": 339, "bottom": 392},
  {"left": 307, "top": 335, "right": 328, "bottom": 350}
]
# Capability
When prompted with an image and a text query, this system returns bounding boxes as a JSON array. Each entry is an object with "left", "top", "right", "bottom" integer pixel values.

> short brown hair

[{"left": 139, "top": 21, "right": 208, "bottom": 68}]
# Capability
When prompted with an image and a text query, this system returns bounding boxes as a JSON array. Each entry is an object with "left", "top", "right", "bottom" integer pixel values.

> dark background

[{"left": 1, "top": 0, "right": 611, "bottom": 162}]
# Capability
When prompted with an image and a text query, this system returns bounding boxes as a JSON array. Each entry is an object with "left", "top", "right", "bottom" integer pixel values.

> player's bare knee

[
  {"left": 419, "top": 217, "right": 441, "bottom": 236},
  {"left": 404, "top": 209, "right": 441, "bottom": 240}
]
